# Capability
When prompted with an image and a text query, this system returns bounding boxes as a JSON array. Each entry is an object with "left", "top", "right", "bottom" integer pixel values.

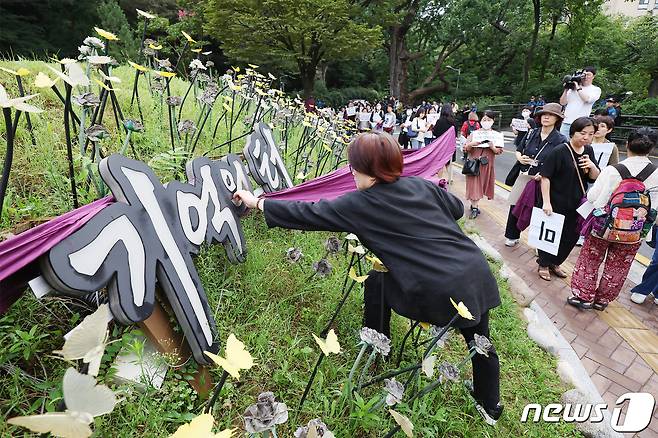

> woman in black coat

[{"left": 233, "top": 132, "right": 503, "bottom": 424}]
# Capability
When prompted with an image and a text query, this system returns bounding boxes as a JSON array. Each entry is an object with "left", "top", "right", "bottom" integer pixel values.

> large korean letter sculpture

[
  {"left": 244, "top": 122, "right": 293, "bottom": 193},
  {"left": 40, "top": 154, "right": 251, "bottom": 364}
]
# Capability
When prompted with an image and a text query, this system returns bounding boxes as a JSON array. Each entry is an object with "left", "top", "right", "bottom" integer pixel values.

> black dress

[
  {"left": 263, "top": 176, "right": 501, "bottom": 328},
  {"left": 537, "top": 143, "right": 599, "bottom": 267}
]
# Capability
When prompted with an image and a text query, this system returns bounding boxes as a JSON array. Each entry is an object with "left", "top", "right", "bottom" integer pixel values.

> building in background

[{"left": 603, "top": 0, "right": 658, "bottom": 17}]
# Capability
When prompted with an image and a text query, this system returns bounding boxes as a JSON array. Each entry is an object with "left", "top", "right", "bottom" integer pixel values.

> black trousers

[
  {"left": 537, "top": 212, "right": 579, "bottom": 268},
  {"left": 363, "top": 272, "right": 501, "bottom": 410},
  {"left": 504, "top": 205, "right": 521, "bottom": 240}
]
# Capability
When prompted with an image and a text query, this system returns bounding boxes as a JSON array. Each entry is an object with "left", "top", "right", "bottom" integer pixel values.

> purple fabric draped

[
  {"left": 512, "top": 179, "right": 540, "bottom": 231},
  {"left": 0, "top": 196, "right": 114, "bottom": 313},
  {"left": 0, "top": 128, "right": 455, "bottom": 313},
  {"left": 265, "top": 128, "right": 456, "bottom": 201}
]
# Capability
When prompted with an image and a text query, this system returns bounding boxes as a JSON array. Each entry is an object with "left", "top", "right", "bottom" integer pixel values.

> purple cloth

[
  {"left": 0, "top": 128, "right": 456, "bottom": 313},
  {"left": 265, "top": 128, "right": 456, "bottom": 201},
  {"left": 512, "top": 179, "right": 540, "bottom": 231},
  {"left": 0, "top": 196, "right": 114, "bottom": 313}
]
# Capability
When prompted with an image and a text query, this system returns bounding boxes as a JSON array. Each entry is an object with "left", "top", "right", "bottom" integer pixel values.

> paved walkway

[{"left": 447, "top": 163, "right": 658, "bottom": 437}]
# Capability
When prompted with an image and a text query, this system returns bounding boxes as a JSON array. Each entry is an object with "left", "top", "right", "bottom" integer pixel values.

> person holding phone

[
  {"left": 463, "top": 111, "right": 503, "bottom": 219},
  {"left": 538, "top": 117, "right": 600, "bottom": 281}
]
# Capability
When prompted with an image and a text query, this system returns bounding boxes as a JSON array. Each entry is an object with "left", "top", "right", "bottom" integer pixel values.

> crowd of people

[{"left": 328, "top": 64, "right": 658, "bottom": 312}]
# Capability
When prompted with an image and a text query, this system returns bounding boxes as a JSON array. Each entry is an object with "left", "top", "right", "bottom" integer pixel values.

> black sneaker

[
  {"left": 469, "top": 207, "right": 479, "bottom": 219},
  {"left": 464, "top": 380, "right": 504, "bottom": 426}
]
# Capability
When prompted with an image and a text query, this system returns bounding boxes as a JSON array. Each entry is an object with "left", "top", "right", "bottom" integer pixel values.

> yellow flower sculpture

[{"left": 94, "top": 27, "right": 119, "bottom": 41}]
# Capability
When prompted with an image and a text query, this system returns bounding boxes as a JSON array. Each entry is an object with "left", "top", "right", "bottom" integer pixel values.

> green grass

[{"left": 0, "top": 59, "right": 580, "bottom": 437}]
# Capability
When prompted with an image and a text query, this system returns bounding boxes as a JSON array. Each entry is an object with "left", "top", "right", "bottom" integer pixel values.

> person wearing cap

[
  {"left": 504, "top": 103, "right": 569, "bottom": 247},
  {"left": 559, "top": 66, "right": 601, "bottom": 138},
  {"left": 605, "top": 98, "right": 619, "bottom": 120}
]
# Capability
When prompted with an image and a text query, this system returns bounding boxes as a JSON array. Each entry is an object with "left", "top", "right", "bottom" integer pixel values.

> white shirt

[
  {"left": 411, "top": 117, "right": 428, "bottom": 141},
  {"left": 587, "top": 156, "right": 658, "bottom": 209},
  {"left": 383, "top": 112, "right": 396, "bottom": 128},
  {"left": 563, "top": 84, "right": 601, "bottom": 123}
]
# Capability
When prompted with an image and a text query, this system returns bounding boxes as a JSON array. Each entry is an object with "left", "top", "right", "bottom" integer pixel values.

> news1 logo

[{"left": 521, "top": 393, "right": 656, "bottom": 433}]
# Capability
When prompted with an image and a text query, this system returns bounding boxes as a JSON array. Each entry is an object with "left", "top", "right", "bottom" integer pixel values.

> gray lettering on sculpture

[
  {"left": 244, "top": 122, "right": 293, "bottom": 192},
  {"left": 217, "top": 153, "right": 252, "bottom": 217},
  {"left": 40, "top": 154, "right": 248, "bottom": 364}
]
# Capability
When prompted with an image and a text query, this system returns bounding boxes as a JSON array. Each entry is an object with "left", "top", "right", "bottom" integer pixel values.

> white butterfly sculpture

[
  {"left": 8, "top": 367, "right": 118, "bottom": 438},
  {"left": 55, "top": 304, "right": 111, "bottom": 376}
]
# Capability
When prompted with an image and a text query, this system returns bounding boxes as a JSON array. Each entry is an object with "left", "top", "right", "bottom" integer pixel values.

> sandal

[
  {"left": 592, "top": 302, "right": 608, "bottom": 311},
  {"left": 550, "top": 265, "right": 568, "bottom": 278},
  {"left": 567, "top": 295, "right": 593, "bottom": 309},
  {"left": 538, "top": 266, "right": 551, "bottom": 281}
]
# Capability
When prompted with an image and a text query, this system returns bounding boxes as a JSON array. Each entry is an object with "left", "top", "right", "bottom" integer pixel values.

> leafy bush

[
  {"left": 313, "top": 84, "right": 382, "bottom": 108},
  {"left": 621, "top": 98, "right": 658, "bottom": 117}
]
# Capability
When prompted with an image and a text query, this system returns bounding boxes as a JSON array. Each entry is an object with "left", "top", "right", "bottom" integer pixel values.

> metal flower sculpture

[
  {"left": 243, "top": 392, "right": 289, "bottom": 434},
  {"left": 384, "top": 378, "right": 405, "bottom": 406},
  {"left": 285, "top": 247, "right": 303, "bottom": 263},
  {"left": 312, "top": 259, "right": 332, "bottom": 278}
]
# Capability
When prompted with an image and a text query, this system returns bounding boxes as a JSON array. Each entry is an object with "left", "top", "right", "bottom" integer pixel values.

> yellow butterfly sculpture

[
  {"left": 204, "top": 334, "right": 255, "bottom": 380},
  {"left": 348, "top": 267, "right": 369, "bottom": 283},
  {"left": 170, "top": 413, "right": 235, "bottom": 438},
  {"left": 8, "top": 367, "right": 117, "bottom": 438},
  {"left": 450, "top": 298, "right": 474, "bottom": 320},
  {"left": 312, "top": 329, "right": 341, "bottom": 356}
]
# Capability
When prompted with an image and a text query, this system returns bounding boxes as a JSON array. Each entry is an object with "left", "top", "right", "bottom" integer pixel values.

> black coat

[{"left": 263, "top": 177, "right": 501, "bottom": 328}]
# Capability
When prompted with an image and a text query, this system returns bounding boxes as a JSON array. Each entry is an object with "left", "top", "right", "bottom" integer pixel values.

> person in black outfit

[
  {"left": 538, "top": 117, "right": 600, "bottom": 281},
  {"left": 233, "top": 132, "right": 503, "bottom": 425},
  {"left": 504, "top": 103, "right": 568, "bottom": 247}
]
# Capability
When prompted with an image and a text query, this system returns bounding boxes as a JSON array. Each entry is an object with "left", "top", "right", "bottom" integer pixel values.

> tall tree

[{"left": 204, "top": 0, "right": 381, "bottom": 97}]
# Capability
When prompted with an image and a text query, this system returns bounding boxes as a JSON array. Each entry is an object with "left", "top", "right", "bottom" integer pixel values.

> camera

[{"left": 562, "top": 70, "right": 586, "bottom": 89}]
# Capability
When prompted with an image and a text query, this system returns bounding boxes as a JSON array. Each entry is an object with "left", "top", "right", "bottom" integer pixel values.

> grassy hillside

[{"left": 0, "top": 59, "right": 579, "bottom": 437}]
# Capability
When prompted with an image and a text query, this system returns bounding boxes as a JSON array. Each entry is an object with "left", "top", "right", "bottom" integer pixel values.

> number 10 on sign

[{"left": 528, "top": 207, "right": 565, "bottom": 256}]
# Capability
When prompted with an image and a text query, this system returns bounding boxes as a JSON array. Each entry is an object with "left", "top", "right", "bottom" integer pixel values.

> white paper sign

[
  {"left": 472, "top": 130, "right": 505, "bottom": 148},
  {"left": 577, "top": 200, "right": 595, "bottom": 219},
  {"left": 372, "top": 113, "right": 382, "bottom": 123},
  {"left": 528, "top": 208, "right": 565, "bottom": 256},
  {"left": 359, "top": 112, "right": 372, "bottom": 122},
  {"left": 346, "top": 107, "right": 356, "bottom": 116},
  {"left": 427, "top": 113, "right": 440, "bottom": 126},
  {"left": 591, "top": 142, "right": 615, "bottom": 168},
  {"left": 511, "top": 118, "right": 529, "bottom": 132}
]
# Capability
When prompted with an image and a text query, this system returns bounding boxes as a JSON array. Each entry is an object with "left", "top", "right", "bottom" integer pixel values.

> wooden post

[{"left": 138, "top": 299, "right": 212, "bottom": 397}]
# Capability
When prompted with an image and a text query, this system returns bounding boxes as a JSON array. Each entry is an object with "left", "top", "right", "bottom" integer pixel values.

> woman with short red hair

[{"left": 234, "top": 132, "right": 503, "bottom": 425}]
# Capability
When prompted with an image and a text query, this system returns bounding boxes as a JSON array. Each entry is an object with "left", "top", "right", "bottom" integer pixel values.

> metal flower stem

[
  {"left": 0, "top": 108, "right": 19, "bottom": 222},
  {"left": 403, "top": 312, "right": 460, "bottom": 390},
  {"left": 63, "top": 84, "right": 79, "bottom": 208},
  {"left": 131, "top": 16, "right": 149, "bottom": 108},
  {"left": 210, "top": 108, "right": 229, "bottom": 144},
  {"left": 458, "top": 347, "right": 476, "bottom": 369},
  {"left": 203, "top": 129, "right": 252, "bottom": 157},
  {"left": 134, "top": 78, "right": 145, "bottom": 124},
  {"left": 356, "top": 349, "right": 377, "bottom": 391},
  {"left": 166, "top": 81, "right": 175, "bottom": 150},
  {"left": 381, "top": 378, "right": 444, "bottom": 438},
  {"left": 119, "top": 131, "right": 133, "bottom": 156},
  {"left": 298, "top": 353, "right": 324, "bottom": 411},
  {"left": 84, "top": 87, "right": 108, "bottom": 154},
  {"left": 15, "top": 76, "right": 36, "bottom": 146},
  {"left": 228, "top": 90, "right": 236, "bottom": 148},
  {"left": 347, "top": 343, "right": 369, "bottom": 391},
  {"left": 396, "top": 321, "right": 420, "bottom": 367},
  {"left": 205, "top": 369, "right": 229, "bottom": 414},
  {"left": 169, "top": 41, "right": 189, "bottom": 84},
  {"left": 189, "top": 106, "right": 212, "bottom": 156},
  {"left": 78, "top": 106, "right": 87, "bottom": 155},
  {"left": 320, "top": 272, "right": 356, "bottom": 336},
  {"left": 360, "top": 363, "right": 421, "bottom": 390},
  {"left": 178, "top": 70, "right": 199, "bottom": 124},
  {"left": 50, "top": 85, "right": 80, "bottom": 125}
]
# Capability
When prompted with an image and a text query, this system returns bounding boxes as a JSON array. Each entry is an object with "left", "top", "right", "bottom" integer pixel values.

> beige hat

[{"left": 535, "top": 102, "right": 564, "bottom": 119}]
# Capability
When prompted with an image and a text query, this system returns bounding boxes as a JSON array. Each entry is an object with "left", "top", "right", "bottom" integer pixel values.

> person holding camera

[
  {"left": 463, "top": 111, "right": 504, "bottom": 219},
  {"left": 559, "top": 67, "right": 601, "bottom": 138}
]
